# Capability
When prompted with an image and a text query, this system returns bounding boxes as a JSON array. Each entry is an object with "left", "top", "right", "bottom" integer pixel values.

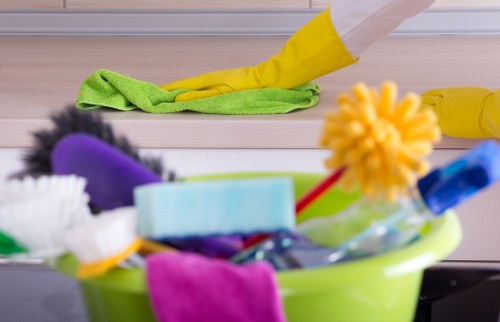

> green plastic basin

[{"left": 55, "top": 172, "right": 462, "bottom": 322}]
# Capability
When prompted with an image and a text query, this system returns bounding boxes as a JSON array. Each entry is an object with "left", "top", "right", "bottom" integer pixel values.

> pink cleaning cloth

[{"left": 146, "top": 252, "right": 286, "bottom": 322}]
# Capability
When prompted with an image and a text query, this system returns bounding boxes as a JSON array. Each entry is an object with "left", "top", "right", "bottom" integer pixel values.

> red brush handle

[
  {"left": 295, "top": 167, "right": 346, "bottom": 216},
  {"left": 243, "top": 167, "right": 346, "bottom": 249}
]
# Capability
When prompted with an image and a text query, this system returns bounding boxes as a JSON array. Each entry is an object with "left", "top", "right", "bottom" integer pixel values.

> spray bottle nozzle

[{"left": 418, "top": 140, "right": 500, "bottom": 215}]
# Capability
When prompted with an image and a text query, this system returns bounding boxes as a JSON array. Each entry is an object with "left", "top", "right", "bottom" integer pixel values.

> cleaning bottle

[{"left": 232, "top": 140, "right": 500, "bottom": 270}]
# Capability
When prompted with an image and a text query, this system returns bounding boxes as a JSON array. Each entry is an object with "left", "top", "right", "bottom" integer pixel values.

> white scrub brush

[
  {"left": 63, "top": 207, "right": 142, "bottom": 279},
  {"left": 0, "top": 175, "right": 92, "bottom": 258}
]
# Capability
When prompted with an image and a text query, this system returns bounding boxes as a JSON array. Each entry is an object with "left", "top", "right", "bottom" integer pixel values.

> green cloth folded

[{"left": 76, "top": 69, "right": 320, "bottom": 115}]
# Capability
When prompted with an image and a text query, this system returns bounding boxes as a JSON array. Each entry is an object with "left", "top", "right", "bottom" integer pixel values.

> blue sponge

[{"left": 134, "top": 177, "right": 295, "bottom": 238}]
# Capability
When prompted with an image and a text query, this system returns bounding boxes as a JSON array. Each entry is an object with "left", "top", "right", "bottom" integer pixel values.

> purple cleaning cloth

[
  {"left": 51, "top": 133, "right": 161, "bottom": 210},
  {"left": 146, "top": 252, "right": 286, "bottom": 322}
]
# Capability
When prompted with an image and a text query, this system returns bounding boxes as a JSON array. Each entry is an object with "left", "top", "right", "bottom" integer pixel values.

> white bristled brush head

[
  {"left": 63, "top": 207, "right": 141, "bottom": 279},
  {"left": 0, "top": 175, "right": 92, "bottom": 258}
]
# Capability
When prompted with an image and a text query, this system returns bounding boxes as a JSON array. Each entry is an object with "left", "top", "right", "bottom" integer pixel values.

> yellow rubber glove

[
  {"left": 161, "top": 8, "right": 357, "bottom": 102},
  {"left": 421, "top": 87, "right": 500, "bottom": 138}
]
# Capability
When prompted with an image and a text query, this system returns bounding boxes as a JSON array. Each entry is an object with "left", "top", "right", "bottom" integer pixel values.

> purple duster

[{"left": 51, "top": 133, "right": 161, "bottom": 210}]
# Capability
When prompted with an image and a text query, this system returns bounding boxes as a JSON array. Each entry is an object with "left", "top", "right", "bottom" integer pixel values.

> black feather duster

[{"left": 13, "top": 106, "right": 175, "bottom": 181}]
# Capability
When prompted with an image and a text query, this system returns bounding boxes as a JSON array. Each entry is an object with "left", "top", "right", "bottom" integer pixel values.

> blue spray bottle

[{"left": 232, "top": 140, "right": 500, "bottom": 270}]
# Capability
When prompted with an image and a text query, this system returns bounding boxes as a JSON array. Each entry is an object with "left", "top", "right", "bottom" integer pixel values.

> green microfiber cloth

[{"left": 76, "top": 69, "right": 320, "bottom": 115}]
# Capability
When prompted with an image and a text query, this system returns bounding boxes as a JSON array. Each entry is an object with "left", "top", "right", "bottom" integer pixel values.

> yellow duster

[{"left": 320, "top": 81, "right": 441, "bottom": 201}]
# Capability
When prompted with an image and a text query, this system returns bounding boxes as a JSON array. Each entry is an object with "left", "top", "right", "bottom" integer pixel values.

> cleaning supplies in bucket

[
  {"left": 0, "top": 231, "right": 28, "bottom": 256},
  {"left": 134, "top": 177, "right": 295, "bottom": 238},
  {"left": 301, "top": 140, "right": 500, "bottom": 250},
  {"left": 132, "top": 177, "right": 295, "bottom": 259},
  {"left": 13, "top": 107, "right": 167, "bottom": 180},
  {"left": 0, "top": 175, "right": 92, "bottom": 258},
  {"left": 63, "top": 207, "right": 145, "bottom": 278},
  {"left": 13, "top": 107, "right": 174, "bottom": 212},
  {"left": 53, "top": 172, "right": 462, "bottom": 322},
  {"left": 53, "top": 133, "right": 162, "bottom": 210},
  {"left": 146, "top": 252, "right": 286, "bottom": 322},
  {"left": 319, "top": 81, "right": 441, "bottom": 201},
  {"left": 231, "top": 230, "right": 340, "bottom": 270},
  {"left": 243, "top": 81, "right": 441, "bottom": 248},
  {"left": 230, "top": 81, "right": 486, "bottom": 270},
  {"left": 158, "top": 236, "right": 243, "bottom": 259},
  {"left": 233, "top": 140, "right": 500, "bottom": 270},
  {"left": 232, "top": 81, "right": 442, "bottom": 267}
]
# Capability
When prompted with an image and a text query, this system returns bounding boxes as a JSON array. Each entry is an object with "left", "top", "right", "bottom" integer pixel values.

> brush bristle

[
  {"left": 64, "top": 207, "right": 137, "bottom": 263},
  {"left": 0, "top": 175, "right": 92, "bottom": 258},
  {"left": 12, "top": 106, "right": 171, "bottom": 180},
  {"left": 64, "top": 207, "right": 141, "bottom": 278}
]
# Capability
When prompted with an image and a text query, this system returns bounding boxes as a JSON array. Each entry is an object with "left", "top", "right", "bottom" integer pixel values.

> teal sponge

[{"left": 134, "top": 177, "right": 295, "bottom": 238}]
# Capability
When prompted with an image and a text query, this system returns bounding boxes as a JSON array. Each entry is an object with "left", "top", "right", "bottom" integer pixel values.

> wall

[
  {"left": 2, "top": 0, "right": 499, "bottom": 10},
  {"left": 312, "top": 0, "right": 500, "bottom": 8}
]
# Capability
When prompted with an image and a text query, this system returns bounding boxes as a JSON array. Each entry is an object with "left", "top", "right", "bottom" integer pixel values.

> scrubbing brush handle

[{"left": 295, "top": 167, "right": 346, "bottom": 216}]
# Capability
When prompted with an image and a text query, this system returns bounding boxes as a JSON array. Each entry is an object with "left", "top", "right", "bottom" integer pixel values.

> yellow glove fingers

[
  {"left": 160, "top": 68, "right": 244, "bottom": 91},
  {"left": 421, "top": 87, "right": 499, "bottom": 138},
  {"left": 479, "top": 89, "right": 500, "bottom": 138},
  {"left": 161, "top": 82, "right": 185, "bottom": 91},
  {"left": 160, "top": 76, "right": 205, "bottom": 91},
  {"left": 161, "top": 8, "right": 356, "bottom": 101},
  {"left": 174, "top": 88, "right": 225, "bottom": 102}
]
